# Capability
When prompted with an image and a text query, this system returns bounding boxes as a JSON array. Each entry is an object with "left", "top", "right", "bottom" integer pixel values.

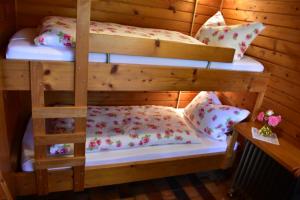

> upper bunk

[{"left": 0, "top": 1, "right": 270, "bottom": 93}]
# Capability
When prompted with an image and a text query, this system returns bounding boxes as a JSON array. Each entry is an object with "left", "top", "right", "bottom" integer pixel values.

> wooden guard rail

[
  {"left": 89, "top": 33, "right": 235, "bottom": 62},
  {"left": 30, "top": 0, "right": 90, "bottom": 195}
]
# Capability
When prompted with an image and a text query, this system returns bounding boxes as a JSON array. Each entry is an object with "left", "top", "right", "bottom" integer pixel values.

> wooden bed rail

[
  {"left": 89, "top": 33, "right": 235, "bottom": 62},
  {"left": 0, "top": 60, "right": 270, "bottom": 92}
]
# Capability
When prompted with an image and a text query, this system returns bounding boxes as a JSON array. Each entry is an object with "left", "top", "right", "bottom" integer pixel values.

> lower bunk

[
  {"left": 15, "top": 92, "right": 242, "bottom": 196},
  {"left": 15, "top": 150, "right": 228, "bottom": 196}
]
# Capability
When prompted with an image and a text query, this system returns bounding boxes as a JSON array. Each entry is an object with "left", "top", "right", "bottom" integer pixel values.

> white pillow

[
  {"left": 202, "top": 11, "right": 226, "bottom": 27},
  {"left": 184, "top": 91, "right": 221, "bottom": 118},
  {"left": 195, "top": 12, "right": 265, "bottom": 60},
  {"left": 186, "top": 103, "right": 249, "bottom": 141},
  {"left": 195, "top": 11, "right": 226, "bottom": 39}
]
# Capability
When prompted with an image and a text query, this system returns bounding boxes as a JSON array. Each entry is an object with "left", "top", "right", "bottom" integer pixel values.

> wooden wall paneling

[
  {"left": 0, "top": 0, "right": 15, "bottom": 49},
  {"left": 44, "top": 91, "right": 198, "bottom": 108},
  {"left": 14, "top": 0, "right": 222, "bottom": 34},
  {"left": 15, "top": 0, "right": 211, "bottom": 34},
  {"left": 0, "top": 77, "right": 14, "bottom": 199},
  {"left": 0, "top": 172, "right": 13, "bottom": 200},
  {"left": 221, "top": 0, "right": 300, "bottom": 145},
  {"left": 0, "top": 0, "right": 18, "bottom": 198}
]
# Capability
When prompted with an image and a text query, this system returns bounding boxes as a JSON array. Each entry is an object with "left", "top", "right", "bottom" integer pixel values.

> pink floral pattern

[
  {"left": 194, "top": 12, "right": 265, "bottom": 60},
  {"left": 34, "top": 16, "right": 203, "bottom": 48},
  {"left": 49, "top": 105, "right": 201, "bottom": 155},
  {"left": 184, "top": 92, "right": 249, "bottom": 141}
]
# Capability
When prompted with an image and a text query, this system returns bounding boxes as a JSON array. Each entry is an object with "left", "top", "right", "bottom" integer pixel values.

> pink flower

[
  {"left": 143, "top": 137, "right": 150, "bottom": 144},
  {"left": 64, "top": 42, "right": 72, "bottom": 47},
  {"left": 233, "top": 32, "right": 238, "bottom": 40},
  {"left": 175, "top": 136, "right": 183, "bottom": 141},
  {"left": 156, "top": 133, "right": 162, "bottom": 139},
  {"left": 212, "top": 30, "right": 219, "bottom": 36},
  {"left": 202, "top": 37, "right": 210, "bottom": 45},
  {"left": 38, "top": 37, "right": 44, "bottom": 44},
  {"left": 63, "top": 34, "right": 71, "bottom": 41},
  {"left": 218, "top": 34, "right": 225, "bottom": 40},
  {"left": 246, "top": 34, "right": 252, "bottom": 40},
  {"left": 212, "top": 115, "right": 217, "bottom": 121},
  {"left": 268, "top": 115, "right": 282, "bottom": 127},
  {"left": 257, "top": 112, "right": 265, "bottom": 122},
  {"left": 116, "top": 141, "right": 122, "bottom": 148}
]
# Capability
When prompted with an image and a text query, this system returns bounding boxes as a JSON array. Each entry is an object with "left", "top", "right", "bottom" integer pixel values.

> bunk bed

[{"left": 0, "top": 0, "right": 270, "bottom": 197}]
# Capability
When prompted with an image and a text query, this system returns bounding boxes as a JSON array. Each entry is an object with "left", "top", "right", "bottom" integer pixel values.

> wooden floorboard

[{"left": 17, "top": 171, "right": 232, "bottom": 200}]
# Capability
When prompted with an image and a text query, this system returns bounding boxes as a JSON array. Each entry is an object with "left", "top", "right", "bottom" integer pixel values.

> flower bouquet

[{"left": 256, "top": 110, "right": 282, "bottom": 136}]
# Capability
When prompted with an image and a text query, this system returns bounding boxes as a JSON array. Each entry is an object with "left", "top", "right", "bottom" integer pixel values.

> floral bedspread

[
  {"left": 49, "top": 105, "right": 201, "bottom": 155},
  {"left": 34, "top": 16, "right": 203, "bottom": 48}
]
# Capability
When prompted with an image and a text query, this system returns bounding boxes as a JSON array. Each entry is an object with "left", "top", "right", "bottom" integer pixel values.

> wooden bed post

[
  {"left": 74, "top": 0, "right": 91, "bottom": 192},
  {"left": 250, "top": 91, "right": 266, "bottom": 122},
  {"left": 219, "top": 0, "right": 224, "bottom": 12},
  {"left": 190, "top": 0, "right": 199, "bottom": 36},
  {"left": 222, "top": 89, "right": 267, "bottom": 169}
]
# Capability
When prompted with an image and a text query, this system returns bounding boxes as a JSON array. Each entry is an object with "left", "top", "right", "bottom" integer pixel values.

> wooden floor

[{"left": 18, "top": 171, "right": 232, "bottom": 200}]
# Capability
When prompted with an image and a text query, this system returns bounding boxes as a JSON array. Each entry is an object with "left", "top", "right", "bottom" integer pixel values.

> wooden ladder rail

[
  {"left": 30, "top": 0, "right": 91, "bottom": 195},
  {"left": 73, "top": 0, "right": 91, "bottom": 192}
]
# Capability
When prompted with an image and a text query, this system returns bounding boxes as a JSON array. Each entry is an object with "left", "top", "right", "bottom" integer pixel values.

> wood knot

[
  {"left": 110, "top": 65, "right": 118, "bottom": 74},
  {"left": 44, "top": 69, "right": 51, "bottom": 75},
  {"left": 192, "top": 69, "right": 197, "bottom": 75},
  {"left": 133, "top": 9, "right": 139, "bottom": 15},
  {"left": 155, "top": 39, "right": 160, "bottom": 47},
  {"left": 108, "top": 83, "right": 113, "bottom": 88},
  {"left": 168, "top": 5, "right": 176, "bottom": 13},
  {"left": 44, "top": 83, "right": 52, "bottom": 91}
]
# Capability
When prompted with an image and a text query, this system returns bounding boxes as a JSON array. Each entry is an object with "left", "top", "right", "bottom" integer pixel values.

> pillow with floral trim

[
  {"left": 195, "top": 22, "right": 264, "bottom": 60},
  {"left": 196, "top": 22, "right": 265, "bottom": 60},
  {"left": 184, "top": 91, "right": 221, "bottom": 119},
  {"left": 34, "top": 16, "right": 77, "bottom": 47},
  {"left": 194, "top": 11, "right": 225, "bottom": 40},
  {"left": 187, "top": 104, "right": 250, "bottom": 141},
  {"left": 203, "top": 11, "right": 226, "bottom": 27}
]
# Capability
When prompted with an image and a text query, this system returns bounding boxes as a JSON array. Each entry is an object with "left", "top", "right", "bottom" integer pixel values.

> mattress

[
  {"left": 21, "top": 108, "right": 230, "bottom": 172},
  {"left": 6, "top": 28, "right": 264, "bottom": 72}
]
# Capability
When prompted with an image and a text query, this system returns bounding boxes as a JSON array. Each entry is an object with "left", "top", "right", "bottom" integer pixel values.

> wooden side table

[{"left": 228, "top": 122, "right": 300, "bottom": 200}]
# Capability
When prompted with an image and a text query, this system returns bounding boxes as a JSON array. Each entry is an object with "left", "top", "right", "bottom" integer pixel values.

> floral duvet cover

[
  {"left": 34, "top": 16, "right": 203, "bottom": 48},
  {"left": 49, "top": 105, "right": 201, "bottom": 155}
]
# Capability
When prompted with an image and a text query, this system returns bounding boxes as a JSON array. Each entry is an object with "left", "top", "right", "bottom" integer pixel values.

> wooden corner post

[
  {"left": 250, "top": 91, "right": 266, "bottom": 122},
  {"left": 74, "top": 0, "right": 91, "bottom": 192}
]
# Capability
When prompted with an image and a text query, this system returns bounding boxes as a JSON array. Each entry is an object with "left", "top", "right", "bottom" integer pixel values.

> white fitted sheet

[
  {"left": 6, "top": 28, "right": 208, "bottom": 68},
  {"left": 6, "top": 28, "right": 264, "bottom": 72},
  {"left": 21, "top": 109, "right": 230, "bottom": 172}
]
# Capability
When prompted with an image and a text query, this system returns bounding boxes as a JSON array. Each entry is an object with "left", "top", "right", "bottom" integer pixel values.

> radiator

[{"left": 229, "top": 140, "right": 300, "bottom": 200}]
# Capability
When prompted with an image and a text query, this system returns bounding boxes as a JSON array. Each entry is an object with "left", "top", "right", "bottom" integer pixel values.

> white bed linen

[
  {"left": 209, "top": 56, "right": 264, "bottom": 72},
  {"left": 6, "top": 28, "right": 264, "bottom": 72},
  {"left": 6, "top": 28, "right": 208, "bottom": 68},
  {"left": 21, "top": 109, "right": 230, "bottom": 172}
]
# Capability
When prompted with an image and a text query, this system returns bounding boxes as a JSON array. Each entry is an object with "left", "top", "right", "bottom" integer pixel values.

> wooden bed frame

[{"left": 0, "top": 0, "right": 270, "bottom": 197}]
